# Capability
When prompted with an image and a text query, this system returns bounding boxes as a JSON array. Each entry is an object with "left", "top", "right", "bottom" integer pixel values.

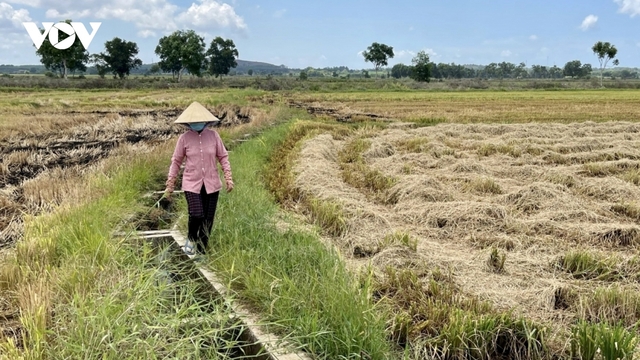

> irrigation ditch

[
  {"left": 1, "top": 106, "right": 291, "bottom": 358},
  {"left": 117, "top": 190, "right": 310, "bottom": 360},
  {"left": 0, "top": 104, "right": 257, "bottom": 249}
]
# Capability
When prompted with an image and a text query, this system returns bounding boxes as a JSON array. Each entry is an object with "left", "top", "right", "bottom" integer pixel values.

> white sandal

[{"left": 182, "top": 240, "right": 196, "bottom": 256}]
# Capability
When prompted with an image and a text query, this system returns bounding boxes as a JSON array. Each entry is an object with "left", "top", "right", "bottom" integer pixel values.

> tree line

[
  {"left": 363, "top": 41, "right": 630, "bottom": 83},
  {"left": 34, "top": 21, "right": 238, "bottom": 81},
  {"left": 30, "top": 23, "right": 633, "bottom": 84}
]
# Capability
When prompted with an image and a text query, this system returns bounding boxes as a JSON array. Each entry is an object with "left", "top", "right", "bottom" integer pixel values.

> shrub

[
  {"left": 557, "top": 251, "right": 620, "bottom": 281},
  {"left": 486, "top": 247, "right": 506, "bottom": 273},
  {"left": 570, "top": 321, "right": 637, "bottom": 360}
]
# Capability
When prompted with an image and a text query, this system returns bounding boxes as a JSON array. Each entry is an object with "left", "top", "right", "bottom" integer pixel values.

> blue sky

[{"left": 1, "top": 0, "right": 639, "bottom": 69}]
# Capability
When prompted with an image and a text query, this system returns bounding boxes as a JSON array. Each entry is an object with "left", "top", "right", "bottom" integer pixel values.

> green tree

[
  {"left": 149, "top": 64, "right": 161, "bottom": 75},
  {"left": 247, "top": 69, "right": 253, "bottom": 76},
  {"left": 410, "top": 51, "right": 431, "bottom": 82},
  {"left": 155, "top": 30, "right": 206, "bottom": 81},
  {"left": 531, "top": 65, "right": 548, "bottom": 79},
  {"left": 206, "top": 37, "right": 238, "bottom": 78},
  {"left": 299, "top": 70, "right": 308, "bottom": 80},
  {"left": 549, "top": 65, "right": 563, "bottom": 79},
  {"left": 592, "top": 41, "right": 619, "bottom": 87},
  {"left": 484, "top": 63, "right": 499, "bottom": 79},
  {"left": 362, "top": 42, "right": 394, "bottom": 76},
  {"left": 35, "top": 20, "right": 89, "bottom": 79},
  {"left": 580, "top": 63, "right": 593, "bottom": 78},
  {"left": 391, "top": 63, "right": 412, "bottom": 78},
  {"left": 89, "top": 53, "right": 108, "bottom": 78},
  {"left": 563, "top": 60, "right": 591, "bottom": 78},
  {"left": 498, "top": 61, "right": 516, "bottom": 78},
  {"left": 97, "top": 37, "right": 142, "bottom": 79},
  {"left": 514, "top": 62, "right": 528, "bottom": 78}
]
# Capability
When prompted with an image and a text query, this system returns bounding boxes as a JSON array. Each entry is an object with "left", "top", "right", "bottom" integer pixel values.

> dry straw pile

[{"left": 294, "top": 121, "right": 640, "bottom": 329}]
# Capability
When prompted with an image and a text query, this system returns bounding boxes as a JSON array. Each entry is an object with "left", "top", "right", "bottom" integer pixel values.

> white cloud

[
  {"left": 176, "top": 0, "right": 246, "bottom": 31},
  {"left": 0, "top": 2, "right": 32, "bottom": 30},
  {"left": 396, "top": 48, "right": 436, "bottom": 60},
  {"left": 580, "top": 14, "right": 598, "bottom": 31},
  {"left": 423, "top": 48, "right": 437, "bottom": 57},
  {"left": 395, "top": 50, "right": 416, "bottom": 58},
  {"left": 16, "top": 0, "right": 246, "bottom": 35},
  {"left": 46, "top": 8, "right": 91, "bottom": 18},
  {"left": 138, "top": 29, "right": 156, "bottom": 38},
  {"left": 615, "top": 0, "right": 640, "bottom": 17},
  {"left": 0, "top": 33, "right": 28, "bottom": 49},
  {"left": 529, "top": 35, "right": 538, "bottom": 41},
  {"left": 273, "top": 8, "right": 286, "bottom": 18},
  {"left": 501, "top": 50, "right": 512, "bottom": 57},
  {"left": 4, "top": 0, "right": 43, "bottom": 6}
]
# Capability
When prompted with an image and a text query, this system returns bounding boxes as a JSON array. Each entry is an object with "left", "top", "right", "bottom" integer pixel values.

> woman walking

[{"left": 165, "top": 102, "right": 234, "bottom": 256}]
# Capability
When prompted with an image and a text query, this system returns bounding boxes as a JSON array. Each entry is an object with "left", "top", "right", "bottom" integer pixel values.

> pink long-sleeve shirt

[{"left": 168, "top": 129, "right": 232, "bottom": 194}]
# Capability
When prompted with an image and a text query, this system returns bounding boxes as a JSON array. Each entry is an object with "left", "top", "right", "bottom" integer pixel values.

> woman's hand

[
  {"left": 226, "top": 179, "right": 234, "bottom": 193},
  {"left": 165, "top": 177, "right": 176, "bottom": 199}
]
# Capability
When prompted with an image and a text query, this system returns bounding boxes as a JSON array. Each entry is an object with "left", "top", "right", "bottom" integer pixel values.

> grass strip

[
  {"left": 0, "top": 144, "right": 247, "bottom": 359},
  {"left": 0, "top": 104, "right": 298, "bottom": 358},
  {"left": 205, "top": 120, "right": 391, "bottom": 359}
]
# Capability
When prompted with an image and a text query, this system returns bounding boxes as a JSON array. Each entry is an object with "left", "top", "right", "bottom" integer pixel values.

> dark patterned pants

[{"left": 184, "top": 185, "right": 219, "bottom": 254}]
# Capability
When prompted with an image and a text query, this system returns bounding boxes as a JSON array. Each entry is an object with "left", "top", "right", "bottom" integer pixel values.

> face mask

[{"left": 189, "top": 122, "right": 207, "bottom": 131}]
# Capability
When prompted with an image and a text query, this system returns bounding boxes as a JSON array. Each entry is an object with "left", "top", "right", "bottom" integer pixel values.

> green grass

[
  {"left": 373, "top": 267, "right": 546, "bottom": 359},
  {"left": 399, "top": 137, "right": 437, "bottom": 154},
  {"left": 379, "top": 231, "right": 418, "bottom": 252},
  {"left": 307, "top": 198, "right": 349, "bottom": 237},
  {"left": 477, "top": 143, "right": 522, "bottom": 158},
  {"left": 611, "top": 202, "right": 640, "bottom": 221},
  {"left": 338, "top": 136, "right": 398, "bottom": 204},
  {"left": 464, "top": 177, "right": 503, "bottom": 195},
  {"left": 203, "top": 121, "right": 391, "bottom": 359},
  {"left": 577, "top": 286, "right": 640, "bottom": 327},
  {"left": 570, "top": 321, "right": 637, "bottom": 360},
  {"left": 486, "top": 248, "right": 506, "bottom": 273},
  {"left": 557, "top": 251, "right": 621, "bottom": 281},
  {"left": 0, "top": 144, "right": 246, "bottom": 359}
]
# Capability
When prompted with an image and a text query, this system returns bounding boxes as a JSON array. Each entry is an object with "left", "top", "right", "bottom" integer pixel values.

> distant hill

[
  {"left": 235, "top": 60, "right": 294, "bottom": 75},
  {"left": 2, "top": 61, "right": 637, "bottom": 78},
  {"left": 0, "top": 59, "right": 297, "bottom": 76}
]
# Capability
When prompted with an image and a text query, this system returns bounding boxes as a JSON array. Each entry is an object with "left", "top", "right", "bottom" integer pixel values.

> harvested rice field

[
  {"left": 5, "top": 87, "right": 640, "bottom": 359},
  {"left": 285, "top": 90, "right": 640, "bottom": 123},
  {"left": 0, "top": 90, "right": 265, "bottom": 248},
  {"left": 291, "top": 118, "right": 640, "bottom": 357}
]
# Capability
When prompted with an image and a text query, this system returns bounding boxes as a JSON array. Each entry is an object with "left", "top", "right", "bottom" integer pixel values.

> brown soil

[
  {"left": 293, "top": 121, "right": 640, "bottom": 328},
  {"left": 288, "top": 101, "right": 387, "bottom": 123}
]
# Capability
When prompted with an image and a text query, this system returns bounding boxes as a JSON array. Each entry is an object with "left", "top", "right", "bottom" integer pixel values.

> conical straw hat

[{"left": 174, "top": 102, "right": 220, "bottom": 124}]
